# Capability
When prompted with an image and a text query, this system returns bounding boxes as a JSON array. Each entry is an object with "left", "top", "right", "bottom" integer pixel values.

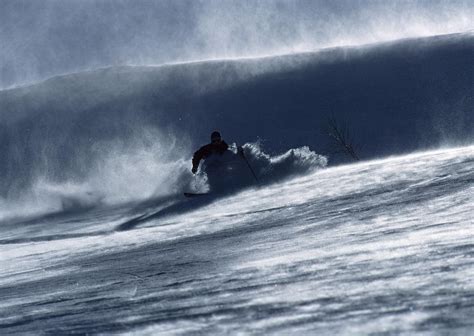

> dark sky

[{"left": 1, "top": 0, "right": 472, "bottom": 88}]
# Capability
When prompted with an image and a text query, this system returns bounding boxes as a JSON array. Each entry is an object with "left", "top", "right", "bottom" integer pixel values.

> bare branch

[{"left": 324, "top": 116, "right": 360, "bottom": 161}]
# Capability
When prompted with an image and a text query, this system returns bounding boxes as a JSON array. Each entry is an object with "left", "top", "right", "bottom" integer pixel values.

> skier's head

[{"left": 211, "top": 131, "right": 222, "bottom": 143}]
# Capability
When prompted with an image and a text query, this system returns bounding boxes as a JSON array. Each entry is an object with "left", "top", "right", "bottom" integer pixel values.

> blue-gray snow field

[{"left": 0, "top": 33, "right": 473, "bottom": 334}]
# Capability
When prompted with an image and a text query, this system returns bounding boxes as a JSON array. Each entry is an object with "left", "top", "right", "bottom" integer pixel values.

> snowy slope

[
  {"left": 0, "top": 32, "right": 472, "bottom": 220},
  {"left": 1, "top": 146, "right": 473, "bottom": 334},
  {"left": 0, "top": 28, "right": 472, "bottom": 334}
]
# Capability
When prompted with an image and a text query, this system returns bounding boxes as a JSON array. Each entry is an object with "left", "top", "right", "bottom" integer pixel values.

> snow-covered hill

[
  {"left": 1, "top": 146, "right": 472, "bottom": 334},
  {"left": 0, "top": 25, "right": 473, "bottom": 334},
  {"left": 0, "top": 33, "right": 473, "bottom": 220}
]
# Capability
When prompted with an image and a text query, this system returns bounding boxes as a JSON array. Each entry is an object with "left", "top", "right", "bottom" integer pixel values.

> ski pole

[{"left": 239, "top": 147, "right": 259, "bottom": 183}]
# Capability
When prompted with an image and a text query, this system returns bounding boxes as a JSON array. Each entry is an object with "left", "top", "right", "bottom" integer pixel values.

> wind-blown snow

[
  {"left": 2, "top": 0, "right": 473, "bottom": 89},
  {"left": 0, "top": 146, "right": 473, "bottom": 334},
  {"left": 0, "top": 33, "right": 472, "bottom": 220},
  {"left": 0, "top": 25, "right": 473, "bottom": 334}
]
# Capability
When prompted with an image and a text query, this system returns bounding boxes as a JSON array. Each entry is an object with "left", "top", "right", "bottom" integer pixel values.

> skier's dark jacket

[{"left": 192, "top": 141, "right": 229, "bottom": 172}]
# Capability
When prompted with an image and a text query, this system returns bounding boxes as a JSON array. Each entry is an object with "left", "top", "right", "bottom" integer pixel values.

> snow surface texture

[{"left": 0, "top": 146, "right": 473, "bottom": 334}]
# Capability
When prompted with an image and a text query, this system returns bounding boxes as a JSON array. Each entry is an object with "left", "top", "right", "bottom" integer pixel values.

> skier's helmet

[{"left": 211, "top": 131, "right": 222, "bottom": 142}]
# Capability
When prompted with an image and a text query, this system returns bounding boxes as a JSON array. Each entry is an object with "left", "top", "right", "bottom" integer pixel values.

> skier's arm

[
  {"left": 192, "top": 149, "right": 203, "bottom": 173},
  {"left": 192, "top": 146, "right": 209, "bottom": 173},
  {"left": 222, "top": 141, "right": 229, "bottom": 151}
]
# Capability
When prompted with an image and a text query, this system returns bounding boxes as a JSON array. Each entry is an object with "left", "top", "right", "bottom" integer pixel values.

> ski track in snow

[{"left": 0, "top": 146, "right": 473, "bottom": 335}]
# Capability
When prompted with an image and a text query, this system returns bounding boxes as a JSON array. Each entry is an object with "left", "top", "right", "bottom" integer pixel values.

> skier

[{"left": 192, "top": 131, "right": 229, "bottom": 174}]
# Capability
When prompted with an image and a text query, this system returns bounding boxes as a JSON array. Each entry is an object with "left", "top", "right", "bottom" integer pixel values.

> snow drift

[{"left": 0, "top": 32, "right": 472, "bottom": 219}]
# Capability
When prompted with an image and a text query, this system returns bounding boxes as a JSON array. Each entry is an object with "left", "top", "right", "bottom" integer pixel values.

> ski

[{"left": 184, "top": 192, "right": 209, "bottom": 197}]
